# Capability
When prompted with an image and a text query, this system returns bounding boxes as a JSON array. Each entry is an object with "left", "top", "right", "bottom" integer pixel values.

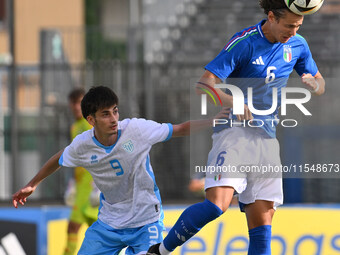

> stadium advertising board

[
  {"left": 13, "top": 205, "right": 337, "bottom": 255},
  {"left": 163, "top": 206, "right": 340, "bottom": 255},
  {"left": 0, "top": 220, "right": 36, "bottom": 255}
]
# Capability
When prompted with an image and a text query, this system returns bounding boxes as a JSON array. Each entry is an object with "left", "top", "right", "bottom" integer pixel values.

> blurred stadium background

[{"left": 0, "top": 0, "right": 340, "bottom": 254}]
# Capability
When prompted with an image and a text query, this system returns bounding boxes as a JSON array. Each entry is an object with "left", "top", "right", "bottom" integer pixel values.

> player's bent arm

[
  {"left": 302, "top": 71, "right": 325, "bottom": 96},
  {"left": 196, "top": 71, "right": 252, "bottom": 121},
  {"left": 196, "top": 71, "right": 234, "bottom": 108},
  {"left": 314, "top": 71, "right": 325, "bottom": 95},
  {"left": 12, "top": 149, "right": 64, "bottom": 208}
]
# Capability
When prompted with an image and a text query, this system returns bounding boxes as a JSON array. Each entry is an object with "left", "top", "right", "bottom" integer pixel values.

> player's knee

[
  {"left": 204, "top": 197, "right": 229, "bottom": 212},
  {"left": 215, "top": 201, "right": 229, "bottom": 213},
  {"left": 189, "top": 199, "right": 223, "bottom": 226},
  {"left": 206, "top": 187, "right": 234, "bottom": 212}
]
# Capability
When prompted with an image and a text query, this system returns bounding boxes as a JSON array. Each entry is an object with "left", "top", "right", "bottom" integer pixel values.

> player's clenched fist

[{"left": 302, "top": 73, "right": 319, "bottom": 93}]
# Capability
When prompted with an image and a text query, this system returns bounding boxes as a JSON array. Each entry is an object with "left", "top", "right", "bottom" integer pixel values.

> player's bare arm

[
  {"left": 302, "top": 71, "right": 325, "bottom": 96},
  {"left": 196, "top": 70, "right": 253, "bottom": 121},
  {"left": 172, "top": 108, "right": 230, "bottom": 137},
  {"left": 12, "top": 149, "right": 64, "bottom": 208}
]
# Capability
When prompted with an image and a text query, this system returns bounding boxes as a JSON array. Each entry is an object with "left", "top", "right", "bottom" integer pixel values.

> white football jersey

[{"left": 59, "top": 118, "right": 173, "bottom": 229}]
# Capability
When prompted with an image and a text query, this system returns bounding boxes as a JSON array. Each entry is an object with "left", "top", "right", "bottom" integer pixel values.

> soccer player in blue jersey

[
  {"left": 12, "top": 86, "right": 228, "bottom": 255},
  {"left": 147, "top": 0, "right": 325, "bottom": 254}
]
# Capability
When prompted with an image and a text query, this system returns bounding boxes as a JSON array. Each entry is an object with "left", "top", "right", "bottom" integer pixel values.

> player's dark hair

[
  {"left": 68, "top": 88, "right": 85, "bottom": 103},
  {"left": 81, "top": 86, "right": 119, "bottom": 119},
  {"left": 259, "top": 0, "right": 293, "bottom": 20}
]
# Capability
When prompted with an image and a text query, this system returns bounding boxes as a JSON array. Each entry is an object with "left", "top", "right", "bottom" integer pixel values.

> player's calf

[{"left": 248, "top": 225, "right": 272, "bottom": 255}]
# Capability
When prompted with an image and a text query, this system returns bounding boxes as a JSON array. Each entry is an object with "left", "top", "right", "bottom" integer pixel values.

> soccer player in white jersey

[
  {"left": 147, "top": 0, "right": 325, "bottom": 254},
  {"left": 12, "top": 86, "right": 228, "bottom": 255}
]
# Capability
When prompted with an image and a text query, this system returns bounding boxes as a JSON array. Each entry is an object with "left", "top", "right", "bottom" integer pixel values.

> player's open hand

[
  {"left": 12, "top": 186, "right": 35, "bottom": 208},
  {"left": 302, "top": 73, "right": 319, "bottom": 93},
  {"left": 235, "top": 104, "right": 253, "bottom": 121}
]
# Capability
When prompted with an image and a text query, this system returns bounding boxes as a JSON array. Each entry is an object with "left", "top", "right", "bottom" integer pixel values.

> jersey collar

[
  {"left": 91, "top": 128, "right": 121, "bottom": 153},
  {"left": 258, "top": 19, "right": 281, "bottom": 45},
  {"left": 257, "top": 19, "right": 266, "bottom": 38}
]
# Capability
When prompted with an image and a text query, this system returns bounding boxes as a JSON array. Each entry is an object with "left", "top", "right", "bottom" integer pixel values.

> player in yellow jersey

[{"left": 64, "top": 88, "right": 99, "bottom": 255}]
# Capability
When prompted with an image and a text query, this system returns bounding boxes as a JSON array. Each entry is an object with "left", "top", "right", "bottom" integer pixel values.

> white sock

[{"left": 159, "top": 242, "right": 171, "bottom": 255}]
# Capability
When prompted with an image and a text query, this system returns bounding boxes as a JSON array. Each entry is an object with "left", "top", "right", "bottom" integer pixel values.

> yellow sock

[{"left": 64, "top": 233, "right": 78, "bottom": 255}]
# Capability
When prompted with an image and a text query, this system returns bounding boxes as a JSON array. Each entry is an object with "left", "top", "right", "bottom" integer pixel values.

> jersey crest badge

[
  {"left": 123, "top": 140, "right": 134, "bottom": 153},
  {"left": 283, "top": 45, "right": 292, "bottom": 63},
  {"left": 91, "top": 155, "right": 98, "bottom": 164}
]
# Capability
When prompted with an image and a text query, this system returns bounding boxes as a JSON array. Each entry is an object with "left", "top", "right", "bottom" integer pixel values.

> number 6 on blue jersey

[{"left": 110, "top": 159, "right": 124, "bottom": 176}]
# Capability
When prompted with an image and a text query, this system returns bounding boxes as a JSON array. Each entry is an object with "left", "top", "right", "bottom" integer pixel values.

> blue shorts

[{"left": 78, "top": 219, "right": 164, "bottom": 255}]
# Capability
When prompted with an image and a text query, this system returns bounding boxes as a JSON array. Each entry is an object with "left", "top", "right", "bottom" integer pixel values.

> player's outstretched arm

[
  {"left": 302, "top": 71, "right": 325, "bottom": 96},
  {"left": 12, "top": 149, "right": 64, "bottom": 208},
  {"left": 172, "top": 108, "right": 230, "bottom": 137}
]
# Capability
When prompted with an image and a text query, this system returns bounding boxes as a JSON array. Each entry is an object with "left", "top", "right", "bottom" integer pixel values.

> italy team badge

[{"left": 283, "top": 45, "right": 292, "bottom": 63}]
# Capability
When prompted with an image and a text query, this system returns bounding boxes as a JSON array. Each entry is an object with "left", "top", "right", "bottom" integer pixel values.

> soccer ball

[{"left": 285, "top": 0, "right": 324, "bottom": 15}]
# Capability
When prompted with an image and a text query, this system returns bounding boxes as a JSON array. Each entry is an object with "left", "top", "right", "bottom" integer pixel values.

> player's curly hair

[
  {"left": 259, "top": 0, "right": 292, "bottom": 19},
  {"left": 81, "top": 86, "right": 119, "bottom": 119}
]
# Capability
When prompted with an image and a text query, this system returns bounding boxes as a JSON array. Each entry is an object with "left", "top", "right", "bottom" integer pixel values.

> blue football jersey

[{"left": 205, "top": 20, "right": 318, "bottom": 137}]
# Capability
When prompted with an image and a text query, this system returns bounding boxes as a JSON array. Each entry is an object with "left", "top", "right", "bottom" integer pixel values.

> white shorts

[{"left": 204, "top": 127, "right": 283, "bottom": 210}]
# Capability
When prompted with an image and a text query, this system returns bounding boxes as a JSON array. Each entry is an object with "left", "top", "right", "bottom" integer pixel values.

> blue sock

[
  {"left": 248, "top": 225, "right": 272, "bottom": 255},
  {"left": 163, "top": 199, "right": 223, "bottom": 252}
]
